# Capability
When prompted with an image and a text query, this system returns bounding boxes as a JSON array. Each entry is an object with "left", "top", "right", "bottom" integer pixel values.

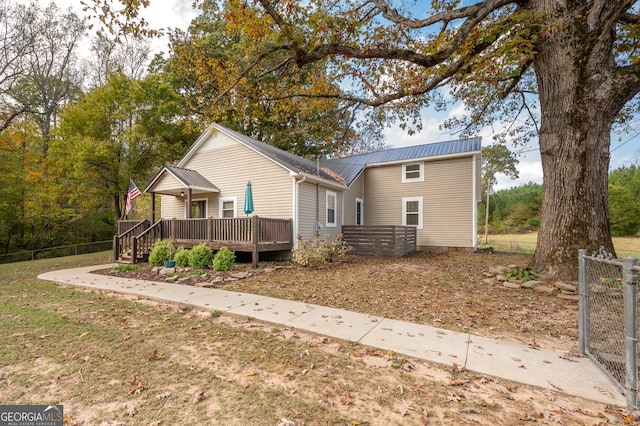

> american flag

[{"left": 125, "top": 179, "right": 141, "bottom": 215}]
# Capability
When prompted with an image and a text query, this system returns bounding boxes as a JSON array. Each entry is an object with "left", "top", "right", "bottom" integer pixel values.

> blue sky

[{"left": 35, "top": 0, "right": 640, "bottom": 191}]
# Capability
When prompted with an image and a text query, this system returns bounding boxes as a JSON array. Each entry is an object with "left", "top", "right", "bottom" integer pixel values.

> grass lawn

[{"left": 484, "top": 232, "right": 640, "bottom": 258}]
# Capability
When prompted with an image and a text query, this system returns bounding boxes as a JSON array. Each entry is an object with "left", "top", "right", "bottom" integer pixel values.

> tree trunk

[{"left": 531, "top": 1, "right": 619, "bottom": 281}]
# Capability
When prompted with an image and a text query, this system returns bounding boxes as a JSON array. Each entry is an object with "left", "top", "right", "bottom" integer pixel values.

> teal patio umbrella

[{"left": 243, "top": 181, "right": 254, "bottom": 216}]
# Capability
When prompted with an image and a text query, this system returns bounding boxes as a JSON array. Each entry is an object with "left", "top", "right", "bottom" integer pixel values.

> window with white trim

[
  {"left": 219, "top": 197, "right": 237, "bottom": 218},
  {"left": 326, "top": 191, "right": 337, "bottom": 227},
  {"left": 402, "top": 196, "right": 423, "bottom": 229},
  {"left": 402, "top": 162, "right": 424, "bottom": 182},
  {"left": 355, "top": 198, "right": 363, "bottom": 225}
]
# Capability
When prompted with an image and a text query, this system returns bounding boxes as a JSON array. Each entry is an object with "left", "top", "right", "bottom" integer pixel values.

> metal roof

[
  {"left": 322, "top": 137, "right": 482, "bottom": 185},
  {"left": 144, "top": 164, "right": 220, "bottom": 194},
  {"left": 164, "top": 165, "right": 220, "bottom": 191},
  {"left": 175, "top": 123, "right": 481, "bottom": 188}
]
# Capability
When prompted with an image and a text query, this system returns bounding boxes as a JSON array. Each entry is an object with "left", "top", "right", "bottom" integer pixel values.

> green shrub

[
  {"left": 188, "top": 243, "right": 213, "bottom": 269},
  {"left": 292, "top": 234, "right": 351, "bottom": 268},
  {"left": 504, "top": 267, "right": 539, "bottom": 282},
  {"left": 148, "top": 239, "right": 175, "bottom": 266},
  {"left": 213, "top": 247, "right": 236, "bottom": 271},
  {"left": 174, "top": 247, "right": 189, "bottom": 267}
]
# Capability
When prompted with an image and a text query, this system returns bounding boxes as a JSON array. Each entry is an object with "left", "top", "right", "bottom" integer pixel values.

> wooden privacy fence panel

[{"left": 342, "top": 225, "right": 416, "bottom": 258}]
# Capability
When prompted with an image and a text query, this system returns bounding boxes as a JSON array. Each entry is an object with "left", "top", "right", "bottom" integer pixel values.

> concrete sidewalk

[{"left": 38, "top": 264, "right": 625, "bottom": 406}]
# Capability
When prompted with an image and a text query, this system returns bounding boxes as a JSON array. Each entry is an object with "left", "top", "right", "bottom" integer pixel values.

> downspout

[
  {"left": 294, "top": 176, "right": 306, "bottom": 248},
  {"left": 316, "top": 158, "right": 320, "bottom": 236},
  {"left": 316, "top": 183, "right": 319, "bottom": 236},
  {"left": 472, "top": 154, "right": 479, "bottom": 250}
]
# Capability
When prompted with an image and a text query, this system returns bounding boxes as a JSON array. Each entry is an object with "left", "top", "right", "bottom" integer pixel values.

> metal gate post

[
  {"left": 578, "top": 249, "right": 589, "bottom": 355},
  {"left": 623, "top": 256, "right": 638, "bottom": 409}
]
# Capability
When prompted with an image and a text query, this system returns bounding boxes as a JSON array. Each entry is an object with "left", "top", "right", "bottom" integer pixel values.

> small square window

[{"left": 402, "top": 163, "right": 424, "bottom": 182}]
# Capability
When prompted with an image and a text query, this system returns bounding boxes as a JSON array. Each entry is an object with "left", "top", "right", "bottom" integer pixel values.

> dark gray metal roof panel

[
  {"left": 165, "top": 165, "right": 220, "bottom": 190},
  {"left": 322, "top": 137, "right": 482, "bottom": 185}
]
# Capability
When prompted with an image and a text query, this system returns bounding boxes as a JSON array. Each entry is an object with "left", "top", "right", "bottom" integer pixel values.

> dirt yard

[{"left": 3, "top": 251, "right": 635, "bottom": 425}]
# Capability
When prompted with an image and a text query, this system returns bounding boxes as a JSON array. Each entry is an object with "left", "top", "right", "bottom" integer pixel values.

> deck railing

[{"left": 115, "top": 216, "right": 293, "bottom": 266}]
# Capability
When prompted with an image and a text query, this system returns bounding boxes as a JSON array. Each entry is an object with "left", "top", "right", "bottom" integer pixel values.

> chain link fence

[
  {"left": 579, "top": 248, "right": 638, "bottom": 409},
  {"left": 0, "top": 240, "right": 112, "bottom": 264}
]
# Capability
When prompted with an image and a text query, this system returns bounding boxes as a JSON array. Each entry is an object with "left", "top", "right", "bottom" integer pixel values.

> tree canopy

[{"left": 83, "top": 0, "right": 640, "bottom": 279}]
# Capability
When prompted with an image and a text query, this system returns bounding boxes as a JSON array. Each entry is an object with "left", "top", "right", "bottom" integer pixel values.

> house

[{"left": 139, "top": 123, "right": 481, "bottom": 255}]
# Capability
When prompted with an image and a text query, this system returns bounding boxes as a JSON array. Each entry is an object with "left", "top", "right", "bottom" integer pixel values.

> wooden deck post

[
  {"left": 113, "top": 235, "right": 119, "bottom": 261},
  {"left": 131, "top": 237, "right": 138, "bottom": 265},
  {"left": 252, "top": 215, "right": 259, "bottom": 267}
]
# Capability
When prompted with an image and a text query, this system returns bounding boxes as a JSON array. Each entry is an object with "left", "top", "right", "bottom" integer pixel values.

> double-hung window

[
  {"left": 402, "top": 196, "right": 423, "bottom": 229},
  {"left": 355, "top": 198, "right": 363, "bottom": 226},
  {"left": 326, "top": 191, "right": 337, "bottom": 227},
  {"left": 219, "top": 197, "right": 236, "bottom": 218}
]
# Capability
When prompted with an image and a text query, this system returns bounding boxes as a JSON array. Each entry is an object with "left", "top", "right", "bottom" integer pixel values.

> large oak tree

[{"left": 85, "top": 0, "right": 640, "bottom": 280}]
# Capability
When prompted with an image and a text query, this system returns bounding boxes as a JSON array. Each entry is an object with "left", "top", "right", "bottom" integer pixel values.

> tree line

[
  {"left": 483, "top": 164, "right": 640, "bottom": 237},
  {"left": 0, "top": 0, "right": 383, "bottom": 255}
]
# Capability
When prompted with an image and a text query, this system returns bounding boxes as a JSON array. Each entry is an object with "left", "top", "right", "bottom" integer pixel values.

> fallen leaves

[{"left": 128, "top": 376, "right": 143, "bottom": 395}]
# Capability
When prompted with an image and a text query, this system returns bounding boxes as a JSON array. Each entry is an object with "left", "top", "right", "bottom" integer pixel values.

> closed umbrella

[{"left": 243, "top": 181, "right": 254, "bottom": 216}]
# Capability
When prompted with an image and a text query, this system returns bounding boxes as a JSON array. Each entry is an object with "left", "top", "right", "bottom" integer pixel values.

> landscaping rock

[
  {"left": 557, "top": 293, "right": 580, "bottom": 301},
  {"left": 502, "top": 282, "right": 522, "bottom": 289},
  {"left": 533, "top": 285, "right": 558, "bottom": 294},
  {"left": 152, "top": 266, "right": 162, "bottom": 273},
  {"left": 165, "top": 275, "right": 178, "bottom": 282},
  {"left": 488, "top": 266, "right": 508, "bottom": 275},
  {"left": 230, "top": 272, "right": 251, "bottom": 279},
  {"left": 212, "top": 277, "right": 224, "bottom": 284},
  {"left": 521, "top": 280, "right": 542, "bottom": 289},
  {"left": 482, "top": 278, "right": 496, "bottom": 285},
  {"left": 159, "top": 267, "right": 175, "bottom": 276},
  {"left": 554, "top": 281, "right": 578, "bottom": 292},
  {"left": 195, "top": 282, "right": 216, "bottom": 288}
]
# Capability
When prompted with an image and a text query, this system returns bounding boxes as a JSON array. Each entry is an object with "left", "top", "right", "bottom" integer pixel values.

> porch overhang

[{"left": 144, "top": 164, "right": 220, "bottom": 197}]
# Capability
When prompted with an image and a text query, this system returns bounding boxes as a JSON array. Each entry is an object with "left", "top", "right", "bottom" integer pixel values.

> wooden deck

[{"left": 114, "top": 217, "right": 293, "bottom": 267}]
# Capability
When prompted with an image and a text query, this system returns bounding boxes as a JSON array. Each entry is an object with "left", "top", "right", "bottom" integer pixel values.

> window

[
  {"left": 219, "top": 197, "right": 236, "bottom": 218},
  {"left": 402, "top": 163, "right": 424, "bottom": 182},
  {"left": 326, "top": 191, "right": 337, "bottom": 227},
  {"left": 191, "top": 200, "right": 207, "bottom": 218},
  {"left": 355, "top": 198, "right": 363, "bottom": 225},
  {"left": 402, "top": 196, "right": 423, "bottom": 229}
]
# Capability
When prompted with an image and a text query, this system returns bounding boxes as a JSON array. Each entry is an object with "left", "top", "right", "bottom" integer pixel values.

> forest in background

[{"left": 483, "top": 165, "right": 640, "bottom": 238}]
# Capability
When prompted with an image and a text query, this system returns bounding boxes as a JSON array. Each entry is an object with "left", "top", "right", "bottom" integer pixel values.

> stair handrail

[
  {"left": 113, "top": 219, "right": 149, "bottom": 261},
  {"left": 131, "top": 219, "right": 164, "bottom": 264}
]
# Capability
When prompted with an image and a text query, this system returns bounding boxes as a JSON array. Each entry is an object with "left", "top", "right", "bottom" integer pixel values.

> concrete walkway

[{"left": 38, "top": 264, "right": 625, "bottom": 406}]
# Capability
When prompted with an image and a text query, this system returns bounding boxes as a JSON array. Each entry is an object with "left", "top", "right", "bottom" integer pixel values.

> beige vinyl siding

[
  {"left": 295, "top": 181, "right": 343, "bottom": 241},
  {"left": 153, "top": 173, "right": 181, "bottom": 193},
  {"left": 160, "top": 194, "right": 216, "bottom": 219},
  {"left": 160, "top": 132, "right": 293, "bottom": 219},
  {"left": 297, "top": 181, "right": 317, "bottom": 240},
  {"left": 364, "top": 157, "right": 475, "bottom": 248},
  {"left": 342, "top": 174, "right": 364, "bottom": 226}
]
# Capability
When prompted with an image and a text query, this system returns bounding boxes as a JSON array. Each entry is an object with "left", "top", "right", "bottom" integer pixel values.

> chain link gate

[{"left": 579, "top": 248, "right": 638, "bottom": 409}]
